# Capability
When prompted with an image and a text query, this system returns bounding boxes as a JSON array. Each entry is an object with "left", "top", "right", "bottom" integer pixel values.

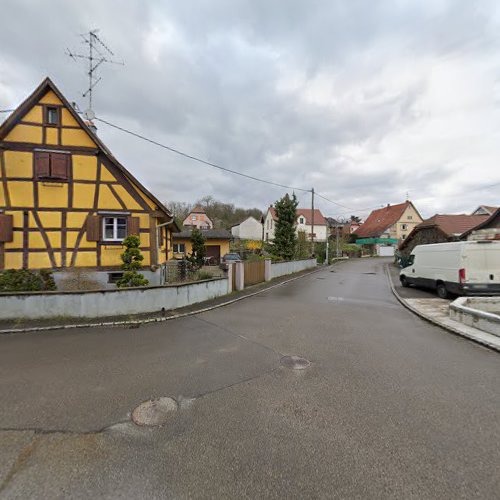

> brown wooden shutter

[
  {"left": 35, "top": 152, "right": 50, "bottom": 178},
  {"left": 86, "top": 215, "right": 101, "bottom": 242},
  {"left": 51, "top": 153, "right": 69, "bottom": 179},
  {"left": 127, "top": 216, "right": 140, "bottom": 236},
  {"left": 0, "top": 214, "right": 13, "bottom": 242}
]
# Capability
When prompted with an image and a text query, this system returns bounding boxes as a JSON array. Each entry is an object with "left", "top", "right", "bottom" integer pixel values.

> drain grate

[
  {"left": 280, "top": 355, "right": 311, "bottom": 370},
  {"left": 131, "top": 397, "right": 178, "bottom": 426}
]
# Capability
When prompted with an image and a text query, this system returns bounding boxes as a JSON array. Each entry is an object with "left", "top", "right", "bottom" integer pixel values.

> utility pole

[
  {"left": 310, "top": 187, "right": 315, "bottom": 256},
  {"left": 336, "top": 225, "right": 340, "bottom": 257},
  {"left": 67, "top": 29, "right": 124, "bottom": 120}
]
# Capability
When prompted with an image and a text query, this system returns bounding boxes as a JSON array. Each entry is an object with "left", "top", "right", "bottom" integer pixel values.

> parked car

[
  {"left": 400, "top": 241, "right": 500, "bottom": 298},
  {"left": 219, "top": 253, "right": 242, "bottom": 271}
]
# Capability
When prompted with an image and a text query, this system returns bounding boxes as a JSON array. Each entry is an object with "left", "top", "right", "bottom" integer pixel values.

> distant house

[
  {"left": 471, "top": 205, "right": 499, "bottom": 216},
  {"left": 326, "top": 218, "right": 360, "bottom": 238},
  {"left": 263, "top": 206, "right": 328, "bottom": 242},
  {"left": 461, "top": 207, "right": 500, "bottom": 241},
  {"left": 399, "top": 214, "right": 489, "bottom": 255},
  {"left": 182, "top": 205, "right": 213, "bottom": 229},
  {"left": 231, "top": 216, "right": 263, "bottom": 241},
  {"left": 172, "top": 228, "right": 230, "bottom": 264},
  {"left": 353, "top": 201, "right": 423, "bottom": 256}
]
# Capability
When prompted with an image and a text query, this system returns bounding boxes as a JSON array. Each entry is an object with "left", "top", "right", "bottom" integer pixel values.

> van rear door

[{"left": 484, "top": 243, "right": 500, "bottom": 285}]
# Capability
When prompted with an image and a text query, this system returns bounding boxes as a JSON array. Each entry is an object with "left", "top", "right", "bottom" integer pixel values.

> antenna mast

[{"left": 67, "top": 29, "right": 124, "bottom": 120}]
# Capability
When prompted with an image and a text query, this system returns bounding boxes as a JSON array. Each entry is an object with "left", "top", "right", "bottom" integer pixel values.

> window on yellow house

[
  {"left": 45, "top": 106, "right": 59, "bottom": 125},
  {"left": 103, "top": 217, "right": 127, "bottom": 241}
]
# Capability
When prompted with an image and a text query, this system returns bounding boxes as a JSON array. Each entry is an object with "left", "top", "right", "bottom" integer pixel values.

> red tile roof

[
  {"left": 297, "top": 208, "right": 327, "bottom": 225},
  {"left": 354, "top": 201, "right": 414, "bottom": 238},
  {"left": 416, "top": 214, "right": 489, "bottom": 236},
  {"left": 190, "top": 205, "right": 206, "bottom": 214},
  {"left": 460, "top": 207, "right": 500, "bottom": 238},
  {"left": 268, "top": 207, "right": 326, "bottom": 225}
]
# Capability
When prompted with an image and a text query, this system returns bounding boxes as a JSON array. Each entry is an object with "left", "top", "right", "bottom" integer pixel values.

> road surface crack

[{"left": 0, "top": 434, "right": 41, "bottom": 494}]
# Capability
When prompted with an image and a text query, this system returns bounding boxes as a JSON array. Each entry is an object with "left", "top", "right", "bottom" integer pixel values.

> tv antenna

[{"left": 66, "top": 29, "right": 124, "bottom": 120}]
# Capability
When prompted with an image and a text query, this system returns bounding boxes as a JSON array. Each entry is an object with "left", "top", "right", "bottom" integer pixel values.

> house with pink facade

[{"left": 182, "top": 205, "right": 213, "bottom": 229}]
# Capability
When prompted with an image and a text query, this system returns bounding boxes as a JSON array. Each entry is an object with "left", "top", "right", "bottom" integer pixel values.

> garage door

[
  {"left": 378, "top": 245, "right": 395, "bottom": 257},
  {"left": 205, "top": 245, "right": 221, "bottom": 264}
]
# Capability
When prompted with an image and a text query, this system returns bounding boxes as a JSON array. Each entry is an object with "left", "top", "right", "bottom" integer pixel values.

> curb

[
  {"left": 385, "top": 264, "right": 500, "bottom": 353},
  {"left": 0, "top": 264, "right": 333, "bottom": 335}
]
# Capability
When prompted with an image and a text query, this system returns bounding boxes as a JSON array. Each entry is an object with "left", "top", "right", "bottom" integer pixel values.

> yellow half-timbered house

[{"left": 0, "top": 77, "right": 178, "bottom": 287}]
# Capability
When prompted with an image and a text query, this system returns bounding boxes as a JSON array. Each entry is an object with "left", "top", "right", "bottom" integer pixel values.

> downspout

[{"left": 156, "top": 219, "right": 175, "bottom": 284}]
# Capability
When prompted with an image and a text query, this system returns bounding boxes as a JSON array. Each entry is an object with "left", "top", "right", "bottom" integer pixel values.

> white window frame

[
  {"left": 103, "top": 216, "right": 127, "bottom": 242},
  {"left": 401, "top": 223, "right": 408, "bottom": 230},
  {"left": 299, "top": 217, "right": 305, "bottom": 224},
  {"left": 173, "top": 243, "right": 186, "bottom": 253}
]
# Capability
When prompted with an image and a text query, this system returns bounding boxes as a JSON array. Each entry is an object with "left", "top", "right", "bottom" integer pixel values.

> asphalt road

[{"left": 1, "top": 258, "right": 499, "bottom": 499}]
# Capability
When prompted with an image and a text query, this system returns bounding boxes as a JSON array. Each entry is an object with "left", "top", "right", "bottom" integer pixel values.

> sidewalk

[{"left": 386, "top": 264, "right": 500, "bottom": 352}]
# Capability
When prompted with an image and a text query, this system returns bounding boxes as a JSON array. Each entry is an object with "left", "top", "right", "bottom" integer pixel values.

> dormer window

[
  {"left": 299, "top": 217, "right": 305, "bottom": 224},
  {"left": 45, "top": 106, "right": 59, "bottom": 126}
]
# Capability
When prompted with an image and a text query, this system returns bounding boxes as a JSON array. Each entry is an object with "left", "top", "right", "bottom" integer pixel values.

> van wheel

[
  {"left": 400, "top": 276, "right": 409, "bottom": 288},
  {"left": 436, "top": 283, "right": 449, "bottom": 299}
]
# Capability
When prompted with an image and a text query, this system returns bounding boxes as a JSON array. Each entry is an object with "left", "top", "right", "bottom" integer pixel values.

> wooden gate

[{"left": 244, "top": 261, "right": 265, "bottom": 286}]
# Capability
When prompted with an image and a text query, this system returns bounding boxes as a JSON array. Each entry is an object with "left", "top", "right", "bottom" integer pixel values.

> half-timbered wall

[{"left": 0, "top": 86, "right": 173, "bottom": 272}]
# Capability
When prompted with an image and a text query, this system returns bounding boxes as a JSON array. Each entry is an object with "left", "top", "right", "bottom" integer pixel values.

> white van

[{"left": 400, "top": 241, "right": 500, "bottom": 298}]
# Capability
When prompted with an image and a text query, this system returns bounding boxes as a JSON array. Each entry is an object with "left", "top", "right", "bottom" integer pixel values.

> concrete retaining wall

[
  {"left": 0, "top": 278, "right": 229, "bottom": 320},
  {"left": 449, "top": 297, "right": 500, "bottom": 337},
  {"left": 270, "top": 259, "right": 317, "bottom": 279}
]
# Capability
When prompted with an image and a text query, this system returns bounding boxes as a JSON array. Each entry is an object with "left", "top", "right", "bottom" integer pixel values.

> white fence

[
  {"left": 0, "top": 278, "right": 229, "bottom": 321},
  {"left": 270, "top": 258, "right": 317, "bottom": 279}
]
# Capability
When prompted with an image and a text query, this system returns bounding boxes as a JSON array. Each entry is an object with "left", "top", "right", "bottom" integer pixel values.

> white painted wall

[
  {"left": 231, "top": 217, "right": 263, "bottom": 240},
  {"left": 0, "top": 279, "right": 229, "bottom": 321},
  {"left": 265, "top": 209, "right": 328, "bottom": 242},
  {"left": 270, "top": 259, "right": 317, "bottom": 279},
  {"left": 450, "top": 297, "right": 500, "bottom": 337},
  {"left": 263, "top": 210, "right": 276, "bottom": 241},
  {"left": 296, "top": 221, "right": 328, "bottom": 242}
]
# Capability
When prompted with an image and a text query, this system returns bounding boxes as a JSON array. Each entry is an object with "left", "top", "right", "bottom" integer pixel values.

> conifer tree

[
  {"left": 273, "top": 193, "right": 298, "bottom": 260},
  {"left": 188, "top": 228, "right": 206, "bottom": 269},
  {"left": 116, "top": 235, "right": 149, "bottom": 287}
]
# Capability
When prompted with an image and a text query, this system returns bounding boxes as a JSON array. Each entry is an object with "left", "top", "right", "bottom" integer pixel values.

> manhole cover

[
  {"left": 131, "top": 397, "right": 178, "bottom": 426},
  {"left": 280, "top": 355, "right": 311, "bottom": 370}
]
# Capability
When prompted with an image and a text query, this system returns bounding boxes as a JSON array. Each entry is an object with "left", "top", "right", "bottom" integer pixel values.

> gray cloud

[{"left": 1, "top": 0, "right": 500, "bottom": 219}]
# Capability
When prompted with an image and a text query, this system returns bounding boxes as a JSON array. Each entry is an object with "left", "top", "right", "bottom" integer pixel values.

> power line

[
  {"left": 95, "top": 116, "right": 311, "bottom": 193},
  {"left": 0, "top": 109, "right": 14, "bottom": 113},
  {"left": 94, "top": 115, "right": 499, "bottom": 216},
  {"left": 314, "top": 192, "right": 353, "bottom": 210}
]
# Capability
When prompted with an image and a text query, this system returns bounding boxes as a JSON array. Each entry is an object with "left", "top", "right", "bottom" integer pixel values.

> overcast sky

[{"left": 1, "top": 0, "right": 500, "bottom": 219}]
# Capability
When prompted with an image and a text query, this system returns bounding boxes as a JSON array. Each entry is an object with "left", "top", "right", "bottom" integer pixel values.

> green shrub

[
  {"left": 197, "top": 271, "right": 213, "bottom": 280},
  {"left": 0, "top": 269, "right": 57, "bottom": 292},
  {"left": 116, "top": 235, "right": 149, "bottom": 288}
]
